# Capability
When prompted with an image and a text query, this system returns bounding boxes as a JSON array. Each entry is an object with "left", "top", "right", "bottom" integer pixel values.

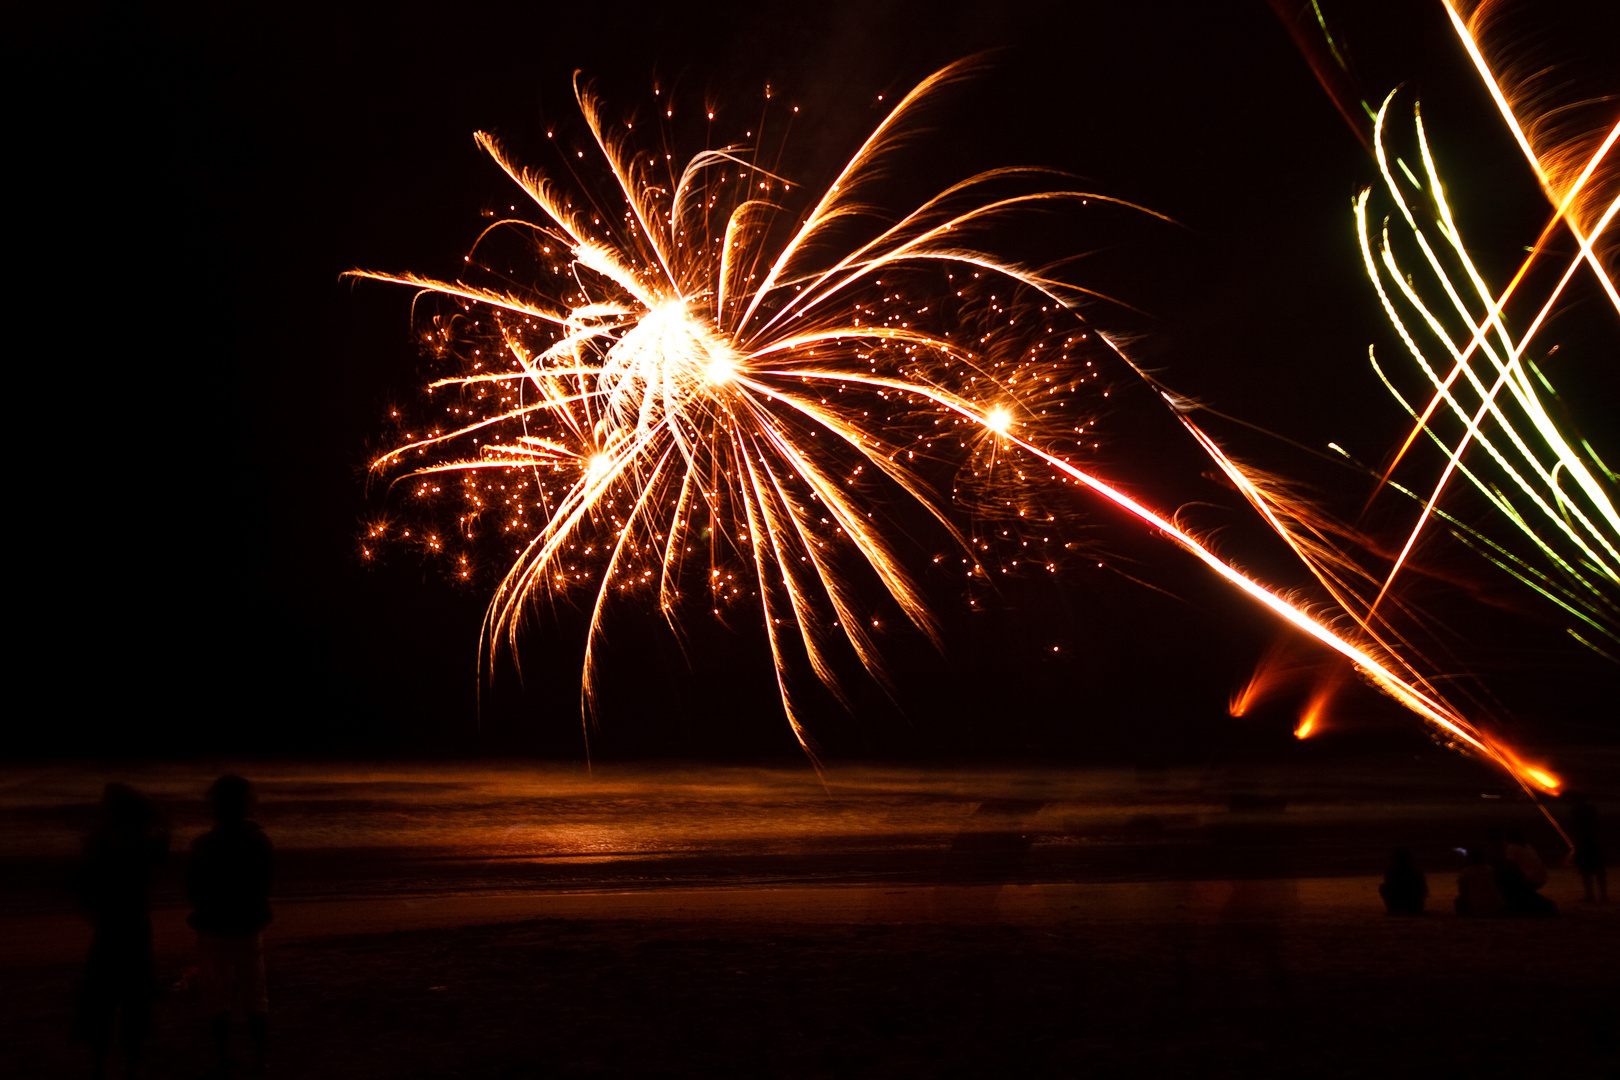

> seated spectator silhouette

[
  {"left": 72, "top": 783, "right": 169, "bottom": 1080},
  {"left": 188, "top": 775, "right": 273, "bottom": 1079},
  {"left": 1454, "top": 848, "right": 1507, "bottom": 916},
  {"left": 1378, "top": 847, "right": 1427, "bottom": 915},
  {"left": 1497, "top": 854, "right": 1557, "bottom": 917},
  {"left": 1499, "top": 827, "right": 1555, "bottom": 916},
  {"left": 1502, "top": 828, "right": 1548, "bottom": 891}
]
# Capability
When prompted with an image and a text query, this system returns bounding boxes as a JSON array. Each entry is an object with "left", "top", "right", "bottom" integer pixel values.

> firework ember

[{"left": 353, "top": 61, "right": 1559, "bottom": 792}]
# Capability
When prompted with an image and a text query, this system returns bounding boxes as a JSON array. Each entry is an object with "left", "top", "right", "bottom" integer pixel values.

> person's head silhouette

[{"left": 207, "top": 775, "right": 254, "bottom": 825}]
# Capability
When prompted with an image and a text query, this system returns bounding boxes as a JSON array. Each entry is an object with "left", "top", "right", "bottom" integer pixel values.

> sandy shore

[
  {"left": 7, "top": 758, "right": 1615, "bottom": 1074},
  {"left": 4, "top": 876, "right": 1615, "bottom": 1078},
  {"left": 3, "top": 876, "right": 1392, "bottom": 965}
]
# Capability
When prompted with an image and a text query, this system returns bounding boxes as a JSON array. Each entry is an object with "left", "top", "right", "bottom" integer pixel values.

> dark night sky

[{"left": 8, "top": 0, "right": 1614, "bottom": 760}]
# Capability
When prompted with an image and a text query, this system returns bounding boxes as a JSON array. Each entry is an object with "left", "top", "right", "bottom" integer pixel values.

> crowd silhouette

[{"left": 71, "top": 776, "right": 274, "bottom": 1079}]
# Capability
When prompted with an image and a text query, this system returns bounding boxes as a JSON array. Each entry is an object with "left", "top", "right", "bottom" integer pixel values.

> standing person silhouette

[
  {"left": 72, "top": 783, "right": 169, "bottom": 1080},
  {"left": 1378, "top": 847, "right": 1427, "bottom": 915},
  {"left": 1567, "top": 793, "right": 1608, "bottom": 903},
  {"left": 187, "top": 775, "right": 273, "bottom": 1078}
]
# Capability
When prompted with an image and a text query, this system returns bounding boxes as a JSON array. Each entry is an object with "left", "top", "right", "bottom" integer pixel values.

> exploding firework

[
  {"left": 1355, "top": 93, "right": 1619, "bottom": 659},
  {"left": 1345, "top": 1, "right": 1619, "bottom": 660},
  {"left": 353, "top": 61, "right": 1156, "bottom": 753},
  {"left": 1251, "top": 2, "right": 1616, "bottom": 783},
  {"left": 1268, "top": 0, "right": 1616, "bottom": 658},
  {"left": 352, "top": 60, "right": 1560, "bottom": 792}
]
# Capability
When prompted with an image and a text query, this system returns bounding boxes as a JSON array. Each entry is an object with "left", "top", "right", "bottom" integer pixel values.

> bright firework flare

[{"left": 351, "top": 60, "right": 1560, "bottom": 792}]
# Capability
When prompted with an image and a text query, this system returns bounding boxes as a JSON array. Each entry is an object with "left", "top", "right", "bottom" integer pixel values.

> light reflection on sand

[
  {"left": 3, "top": 761, "right": 1174, "bottom": 858},
  {"left": 2, "top": 754, "right": 1611, "bottom": 932},
  {"left": 1, "top": 754, "right": 1582, "bottom": 862}
]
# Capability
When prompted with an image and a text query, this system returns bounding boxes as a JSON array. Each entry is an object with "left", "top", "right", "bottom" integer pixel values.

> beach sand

[
  {"left": 6, "top": 758, "right": 1616, "bottom": 1076},
  {"left": 4, "top": 877, "right": 1616, "bottom": 1078}
]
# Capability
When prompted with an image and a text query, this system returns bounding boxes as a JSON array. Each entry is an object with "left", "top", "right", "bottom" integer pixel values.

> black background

[{"left": 7, "top": 0, "right": 1614, "bottom": 760}]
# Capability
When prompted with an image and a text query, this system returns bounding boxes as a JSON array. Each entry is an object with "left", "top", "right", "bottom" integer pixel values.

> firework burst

[
  {"left": 353, "top": 60, "right": 1561, "bottom": 792},
  {"left": 352, "top": 60, "right": 1157, "bottom": 754}
]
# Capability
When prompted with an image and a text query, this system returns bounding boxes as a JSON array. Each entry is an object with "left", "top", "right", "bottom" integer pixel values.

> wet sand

[{"left": 1, "top": 876, "right": 1391, "bottom": 967}]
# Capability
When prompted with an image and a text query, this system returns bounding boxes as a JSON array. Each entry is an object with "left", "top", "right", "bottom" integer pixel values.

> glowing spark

[
  {"left": 1295, "top": 668, "right": 1346, "bottom": 740},
  {"left": 984, "top": 406, "right": 1013, "bottom": 434},
  {"left": 1524, "top": 767, "right": 1561, "bottom": 793}
]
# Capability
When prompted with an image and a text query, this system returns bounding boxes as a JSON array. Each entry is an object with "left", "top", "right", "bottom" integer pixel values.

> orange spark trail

[
  {"left": 1442, "top": 0, "right": 1620, "bottom": 312},
  {"left": 771, "top": 365, "right": 1560, "bottom": 795}
]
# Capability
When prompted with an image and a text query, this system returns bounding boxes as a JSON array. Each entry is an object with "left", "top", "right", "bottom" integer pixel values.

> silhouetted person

[
  {"left": 1500, "top": 826, "right": 1556, "bottom": 916},
  {"left": 1454, "top": 848, "right": 1507, "bottom": 916},
  {"left": 1496, "top": 852, "right": 1557, "bottom": 917},
  {"left": 1502, "top": 828, "right": 1548, "bottom": 891},
  {"left": 1566, "top": 793, "right": 1608, "bottom": 903},
  {"left": 1378, "top": 847, "right": 1427, "bottom": 915},
  {"left": 187, "top": 775, "right": 273, "bottom": 1078},
  {"left": 71, "top": 783, "right": 169, "bottom": 1080}
]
